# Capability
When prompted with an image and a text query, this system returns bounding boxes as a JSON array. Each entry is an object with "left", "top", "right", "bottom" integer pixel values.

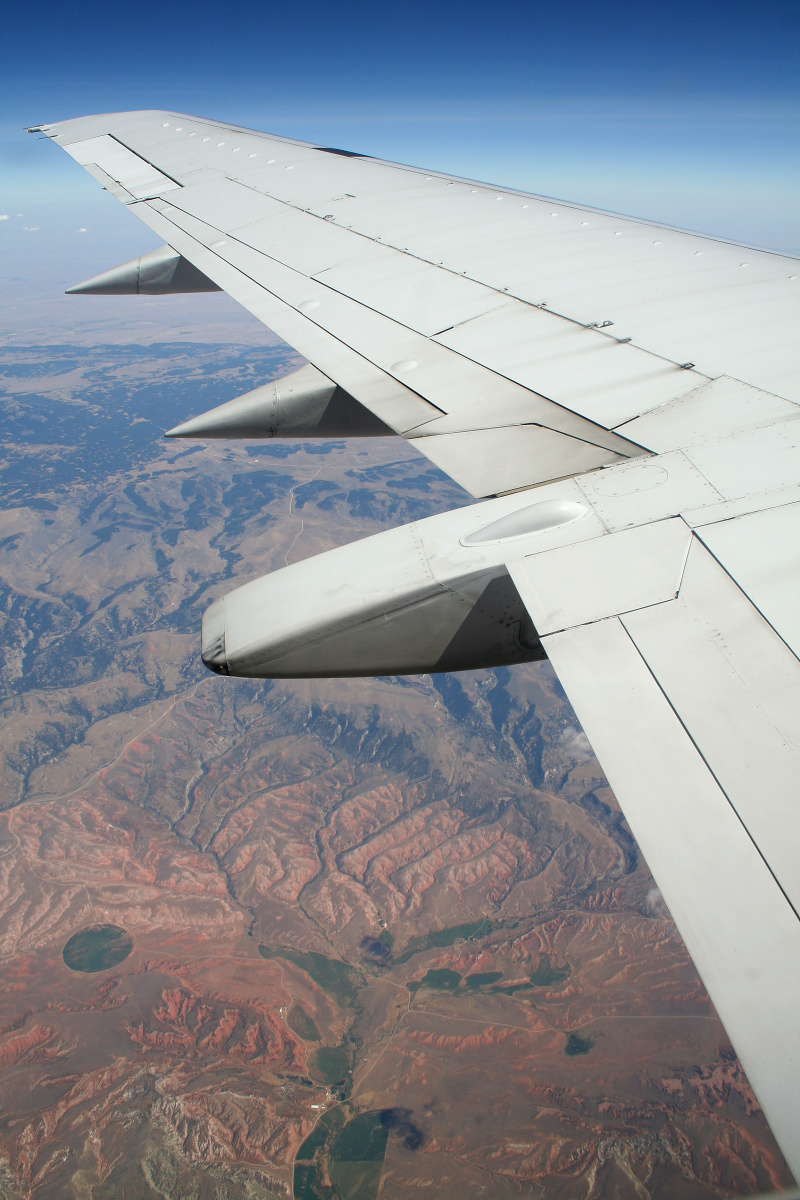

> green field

[
  {"left": 293, "top": 1161, "right": 328, "bottom": 1200},
  {"left": 294, "top": 1108, "right": 389, "bottom": 1200},
  {"left": 529, "top": 954, "right": 570, "bottom": 988},
  {"left": 328, "top": 1161, "right": 384, "bottom": 1200},
  {"left": 564, "top": 1031, "right": 593, "bottom": 1056},
  {"left": 62, "top": 925, "right": 133, "bottom": 973},
  {"left": 405, "top": 958, "right": 569, "bottom": 999},
  {"left": 465, "top": 971, "right": 503, "bottom": 989},
  {"left": 486, "top": 981, "right": 533, "bottom": 996},
  {"left": 470, "top": 956, "right": 570, "bottom": 996},
  {"left": 328, "top": 1111, "right": 390, "bottom": 1199},
  {"left": 297, "top": 1125, "right": 330, "bottom": 1164},
  {"left": 258, "top": 946, "right": 360, "bottom": 1006},
  {"left": 407, "top": 968, "right": 462, "bottom": 994},
  {"left": 297, "top": 1107, "right": 346, "bottom": 1162},
  {"left": 288, "top": 1004, "right": 321, "bottom": 1041},
  {"left": 396, "top": 918, "right": 492, "bottom": 964},
  {"left": 310, "top": 1045, "right": 352, "bottom": 1085},
  {"left": 331, "top": 1111, "right": 389, "bottom": 1162}
]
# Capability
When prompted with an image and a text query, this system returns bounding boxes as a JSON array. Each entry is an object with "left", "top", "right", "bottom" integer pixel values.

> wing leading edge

[{"left": 36, "top": 110, "right": 800, "bottom": 1178}]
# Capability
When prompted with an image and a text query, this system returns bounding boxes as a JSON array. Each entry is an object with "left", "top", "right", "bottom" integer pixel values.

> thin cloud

[
  {"left": 558, "top": 725, "right": 592, "bottom": 761},
  {"left": 0, "top": 215, "right": 9, "bottom": 221},
  {"left": 76, "top": 227, "right": 88, "bottom": 233},
  {"left": 22, "top": 226, "right": 41, "bottom": 232},
  {"left": 646, "top": 887, "right": 671, "bottom": 919}
]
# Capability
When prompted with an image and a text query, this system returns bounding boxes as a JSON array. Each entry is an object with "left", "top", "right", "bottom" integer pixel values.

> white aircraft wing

[
  {"left": 35, "top": 110, "right": 800, "bottom": 1177},
  {"left": 508, "top": 502, "right": 800, "bottom": 1173}
]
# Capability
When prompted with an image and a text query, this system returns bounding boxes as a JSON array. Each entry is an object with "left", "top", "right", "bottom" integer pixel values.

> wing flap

[
  {"left": 575, "top": 450, "right": 722, "bottom": 533},
  {"left": 234, "top": 209, "right": 379, "bottom": 277},
  {"left": 407, "top": 425, "right": 628, "bottom": 497},
  {"left": 80, "top": 164, "right": 137, "bottom": 204},
  {"left": 436, "top": 300, "right": 705, "bottom": 428},
  {"left": 508, "top": 508, "right": 800, "bottom": 1178},
  {"left": 696, "top": 501, "right": 800, "bottom": 657},
  {"left": 507, "top": 518, "right": 691, "bottom": 633},
  {"left": 617, "top": 375, "right": 799, "bottom": 451},
  {"left": 621, "top": 540, "right": 800, "bottom": 911},
  {"left": 313, "top": 246, "right": 507, "bottom": 338},
  {"left": 541, "top": 614, "right": 800, "bottom": 1180}
]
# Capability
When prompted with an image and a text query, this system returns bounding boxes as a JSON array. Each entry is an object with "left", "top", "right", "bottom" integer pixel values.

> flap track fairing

[
  {"left": 165, "top": 364, "right": 394, "bottom": 440},
  {"left": 66, "top": 244, "right": 221, "bottom": 295}
]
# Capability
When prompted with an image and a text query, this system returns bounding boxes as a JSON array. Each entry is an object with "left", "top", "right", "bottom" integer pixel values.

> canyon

[{"left": 0, "top": 335, "right": 791, "bottom": 1198}]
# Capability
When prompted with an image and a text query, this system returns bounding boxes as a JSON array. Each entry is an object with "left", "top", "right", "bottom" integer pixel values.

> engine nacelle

[
  {"left": 165, "top": 364, "right": 393, "bottom": 439},
  {"left": 66, "top": 244, "right": 221, "bottom": 295},
  {"left": 200, "top": 510, "right": 544, "bottom": 679}
]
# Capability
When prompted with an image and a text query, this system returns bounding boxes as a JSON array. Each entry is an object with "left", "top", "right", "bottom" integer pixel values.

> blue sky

[{"left": 2, "top": 0, "right": 799, "bottom": 302}]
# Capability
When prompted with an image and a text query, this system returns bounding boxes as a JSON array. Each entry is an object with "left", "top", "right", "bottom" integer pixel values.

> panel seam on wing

[
  {"left": 597, "top": 615, "right": 800, "bottom": 924},
  {"left": 146, "top": 201, "right": 649, "bottom": 453},
  {"left": 184, "top": 176, "right": 720, "bottom": 384}
]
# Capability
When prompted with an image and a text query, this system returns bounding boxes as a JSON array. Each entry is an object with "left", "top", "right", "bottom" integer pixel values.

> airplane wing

[{"left": 34, "top": 110, "right": 800, "bottom": 1176}]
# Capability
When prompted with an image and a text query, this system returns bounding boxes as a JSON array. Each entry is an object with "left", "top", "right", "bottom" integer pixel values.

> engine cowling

[{"left": 200, "top": 515, "right": 543, "bottom": 679}]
